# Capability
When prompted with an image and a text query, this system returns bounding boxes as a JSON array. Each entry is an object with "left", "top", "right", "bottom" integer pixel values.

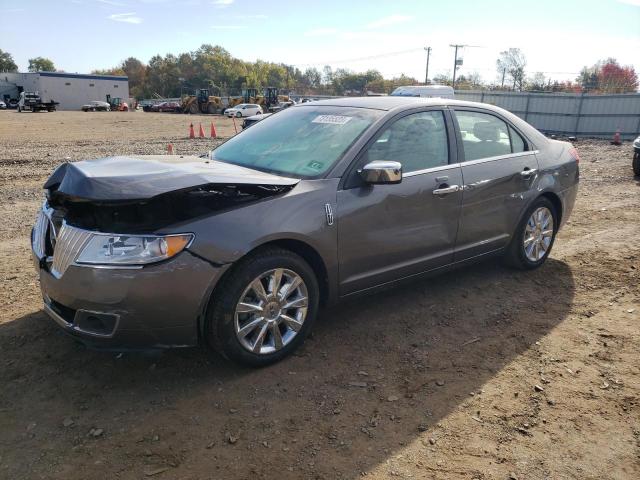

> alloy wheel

[
  {"left": 234, "top": 268, "right": 308, "bottom": 355},
  {"left": 523, "top": 206, "right": 554, "bottom": 262}
]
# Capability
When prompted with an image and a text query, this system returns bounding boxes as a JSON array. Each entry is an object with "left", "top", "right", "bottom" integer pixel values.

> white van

[{"left": 390, "top": 85, "right": 454, "bottom": 99}]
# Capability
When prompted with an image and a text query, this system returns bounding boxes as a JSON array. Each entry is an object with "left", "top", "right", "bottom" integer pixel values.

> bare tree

[{"left": 496, "top": 48, "right": 526, "bottom": 90}]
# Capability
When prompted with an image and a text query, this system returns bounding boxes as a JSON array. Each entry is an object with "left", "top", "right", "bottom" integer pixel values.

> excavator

[{"left": 182, "top": 88, "right": 224, "bottom": 114}]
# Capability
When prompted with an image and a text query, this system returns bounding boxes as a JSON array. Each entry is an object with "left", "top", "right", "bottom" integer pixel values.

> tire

[
  {"left": 189, "top": 103, "right": 199, "bottom": 115},
  {"left": 504, "top": 197, "right": 558, "bottom": 270},
  {"left": 236, "top": 111, "right": 242, "bottom": 118},
  {"left": 207, "top": 103, "right": 217, "bottom": 114},
  {"left": 633, "top": 152, "right": 640, "bottom": 176},
  {"left": 205, "top": 247, "right": 320, "bottom": 367}
]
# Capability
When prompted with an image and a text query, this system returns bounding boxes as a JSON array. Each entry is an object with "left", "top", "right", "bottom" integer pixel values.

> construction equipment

[
  {"left": 182, "top": 88, "right": 224, "bottom": 114},
  {"left": 106, "top": 94, "right": 129, "bottom": 111},
  {"left": 254, "top": 87, "right": 290, "bottom": 112},
  {"left": 17, "top": 91, "right": 58, "bottom": 112}
]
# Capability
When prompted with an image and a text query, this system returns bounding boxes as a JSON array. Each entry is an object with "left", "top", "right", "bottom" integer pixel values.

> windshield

[{"left": 212, "top": 106, "right": 381, "bottom": 178}]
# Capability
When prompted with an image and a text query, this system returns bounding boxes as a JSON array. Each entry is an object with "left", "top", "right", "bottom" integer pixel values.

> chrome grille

[
  {"left": 51, "top": 223, "right": 92, "bottom": 278},
  {"left": 32, "top": 209, "right": 48, "bottom": 259}
]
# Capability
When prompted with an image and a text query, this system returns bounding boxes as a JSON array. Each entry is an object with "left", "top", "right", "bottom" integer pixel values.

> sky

[{"left": 1, "top": 0, "right": 639, "bottom": 84}]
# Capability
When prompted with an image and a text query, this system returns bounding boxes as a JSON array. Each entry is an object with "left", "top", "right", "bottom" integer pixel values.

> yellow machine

[
  {"left": 254, "top": 87, "right": 289, "bottom": 112},
  {"left": 182, "top": 89, "right": 223, "bottom": 114}
]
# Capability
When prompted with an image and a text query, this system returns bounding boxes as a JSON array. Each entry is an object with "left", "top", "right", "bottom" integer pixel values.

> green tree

[
  {"left": 28, "top": 57, "right": 56, "bottom": 72},
  {"left": 0, "top": 49, "right": 18, "bottom": 72}
]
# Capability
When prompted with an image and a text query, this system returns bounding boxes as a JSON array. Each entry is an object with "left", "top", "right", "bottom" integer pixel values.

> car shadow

[{"left": 0, "top": 258, "right": 574, "bottom": 479}]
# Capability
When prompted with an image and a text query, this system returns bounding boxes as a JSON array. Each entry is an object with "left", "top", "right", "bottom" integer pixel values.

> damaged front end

[
  {"left": 43, "top": 155, "right": 299, "bottom": 233},
  {"left": 31, "top": 155, "right": 299, "bottom": 348}
]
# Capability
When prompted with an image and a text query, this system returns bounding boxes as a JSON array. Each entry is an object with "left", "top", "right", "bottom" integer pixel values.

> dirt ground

[{"left": 0, "top": 110, "right": 638, "bottom": 480}]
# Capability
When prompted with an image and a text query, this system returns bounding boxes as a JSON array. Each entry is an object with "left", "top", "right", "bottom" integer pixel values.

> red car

[{"left": 157, "top": 101, "right": 181, "bottom": 113}]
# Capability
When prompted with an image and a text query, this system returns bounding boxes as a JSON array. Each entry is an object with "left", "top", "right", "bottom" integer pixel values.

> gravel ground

[{"left": 0, "top": 110, "right": 639, "bottom": 480}]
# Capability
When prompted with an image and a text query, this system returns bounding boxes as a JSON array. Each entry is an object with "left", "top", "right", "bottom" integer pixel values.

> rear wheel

[
  {"left": 504, "top": 197, "right": 558, "bottom": 270},
  {"left": 633, "top": 152, "right": 640, "bottom": 176},
  {"left": 206, "top": 247, "right": 319, "bottom": 367},
  {"left": 207, "top": 103, "right": 217, "bottom": 114}
]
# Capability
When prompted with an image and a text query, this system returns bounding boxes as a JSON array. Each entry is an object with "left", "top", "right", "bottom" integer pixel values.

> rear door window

[
  {"left": 454, "top": 111, "right": 526, "bottom": 161},
  {"left": 509, "top": 125, "right": 527, "bottom": 153}
]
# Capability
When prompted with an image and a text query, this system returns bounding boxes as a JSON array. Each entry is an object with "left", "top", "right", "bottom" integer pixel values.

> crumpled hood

[{"left": 44, "top": 155, "right": 299, "bottom": 202}]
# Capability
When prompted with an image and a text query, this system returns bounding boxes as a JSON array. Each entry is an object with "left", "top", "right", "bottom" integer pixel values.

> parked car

[
  {"left": 633, "top": 135, "right": 640, "bottom": 176},
  {"left": 81, "top": 101, "right": 111, "bottom": 112},
  {"left": 225, "top": 103, "right": 263, "bottom": 118},
  {"left": 7, "top": 99, "right": 18, "bottom": 109},
  {"left": 139, "top": 100, "right": 158, "bottom": 112},
  {"left": 391, "top": 85, "right": 455, "bottom": 99},
  {"left": 0, "top": 100, "right": 6, "bottom": 109},
  {"left": 242, "top": 112, "right": 272, "bottom": 129},
  {"left": 157, "top": 101, "right": 182, "bottom": 113},
  {"left": 32, "top": 97, "right": 579, "bottom": 366}
]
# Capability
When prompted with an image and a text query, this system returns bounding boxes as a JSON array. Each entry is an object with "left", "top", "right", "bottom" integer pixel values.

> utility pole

[
  {"left": 501, "top": 68, "right": 506, "bottom": 88},
  {"left": 424, "top": 46, "right": 431, "bottom": 85},
  {"left": 450, "top": 44, "right": 482, "bottom": 89},
  {"left": 450, "top": 44, "right": 463, "bottom": 88}
]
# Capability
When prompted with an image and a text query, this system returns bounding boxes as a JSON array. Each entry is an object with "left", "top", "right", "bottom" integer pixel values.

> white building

[{"left": 0, "top": 71, "right": 129, "bottom": 110}]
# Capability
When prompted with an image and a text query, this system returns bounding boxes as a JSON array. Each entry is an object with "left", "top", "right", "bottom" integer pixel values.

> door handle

[
  {"left": 520, "top": 168, "right": 538, "bottom": 178},
  {"left": 432, "top": 184, "right": 460, "bottom": 196}
]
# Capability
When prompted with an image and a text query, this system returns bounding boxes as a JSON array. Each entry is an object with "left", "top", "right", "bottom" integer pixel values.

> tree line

[{"left": 0, "top": 46, "right": 637, "bottom": 97}]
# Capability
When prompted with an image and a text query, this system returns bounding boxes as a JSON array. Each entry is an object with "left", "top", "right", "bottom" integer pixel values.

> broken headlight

[{"left": 76, "top": 233, "right": 194, "bottom": 265}]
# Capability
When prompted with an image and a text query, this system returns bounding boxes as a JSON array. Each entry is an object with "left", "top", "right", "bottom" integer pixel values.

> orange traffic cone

[
  {"left": 611, "top": 129, "right": 621, "bottom": 145},
  {"left": 210, "top": 122, "right": 217, "bottom": 138},
  {"left": 167, "top": 143, "right": 174, "bottom": 155},
  {"left": 189, "top": 123, "right": 195, "bottom": 139},
  {"left": 198, "top": 123, "right": 205, "bottom": 138}
]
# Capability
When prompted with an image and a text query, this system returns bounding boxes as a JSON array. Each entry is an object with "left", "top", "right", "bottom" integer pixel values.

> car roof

[
  {"left": 294, "top": 96, "right": 491, "bottom": 111},
  {"left": 294, "top": 96, "right": 549, "bottom": 146}
]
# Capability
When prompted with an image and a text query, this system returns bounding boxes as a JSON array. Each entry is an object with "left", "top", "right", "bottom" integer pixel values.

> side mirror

[{"left": 358, "top": 161, "right": 402, "bottom": 184}]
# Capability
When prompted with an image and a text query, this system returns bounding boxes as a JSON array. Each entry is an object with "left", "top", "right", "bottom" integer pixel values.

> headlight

[{"left": 76, "top": 233, "right": 193, "bottom": 265}]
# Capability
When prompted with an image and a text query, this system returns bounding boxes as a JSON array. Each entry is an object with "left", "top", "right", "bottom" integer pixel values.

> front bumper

[{"left": 34, "top": 249, "right": 225, "bottom": 349}]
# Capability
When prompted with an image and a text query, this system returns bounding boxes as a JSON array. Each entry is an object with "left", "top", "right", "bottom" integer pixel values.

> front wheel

[
  {"left": 206, "top": 247, "right": 319, "bottom": 367},
  {"left": 633, "top": 152, "right": 640, "bottom": 176},
  {"left": 504, "top": 197, "right": 558, "bottom": 270},
  {"left": 236, "top": 111, "right": 242, "bottom": 118}
]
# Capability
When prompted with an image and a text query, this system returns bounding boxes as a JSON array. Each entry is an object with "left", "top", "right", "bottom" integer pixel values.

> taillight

[{"left": 568, "top": 147, "right": 580, "bottom": 165}]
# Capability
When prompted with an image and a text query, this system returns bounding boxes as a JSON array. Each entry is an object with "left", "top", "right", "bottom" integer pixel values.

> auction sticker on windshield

[{"left": 312, "top": 115, "right": 353, "bottom": 125}]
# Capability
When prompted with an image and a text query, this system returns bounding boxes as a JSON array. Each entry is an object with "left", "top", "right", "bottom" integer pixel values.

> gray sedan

[{"left": 32, "top": 97, "right": 579, "bottom": 366}]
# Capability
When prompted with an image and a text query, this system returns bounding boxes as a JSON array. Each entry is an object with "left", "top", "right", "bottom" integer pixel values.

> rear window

[
  {"left": 455, "top": 110, "right": 527, "bottom": 161},
  {"left": 212, "top": 106, "right": 382, "bottom": 178}
]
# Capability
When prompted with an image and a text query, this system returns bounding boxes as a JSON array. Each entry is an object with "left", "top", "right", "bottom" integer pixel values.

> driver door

[{"left": 337, "top": 109, "right": 463, "bottom": 295}]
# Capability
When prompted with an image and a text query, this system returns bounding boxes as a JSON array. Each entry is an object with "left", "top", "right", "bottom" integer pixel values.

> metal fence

[{"left": 453, "top": 90, "right": 640, "bottom": 140}]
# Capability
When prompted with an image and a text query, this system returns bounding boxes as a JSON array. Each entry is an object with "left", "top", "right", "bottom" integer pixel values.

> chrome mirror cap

[{"left": 359, "top": 161, "right": 402, "bottom": 185}]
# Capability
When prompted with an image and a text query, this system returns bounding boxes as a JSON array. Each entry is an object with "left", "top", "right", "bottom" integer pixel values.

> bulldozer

[
  {"left": 225, "top": 88, "right": 259, "bottom": 110},
  {"left": 182, "top": 88, "right": 224, "bottom": 114}
]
